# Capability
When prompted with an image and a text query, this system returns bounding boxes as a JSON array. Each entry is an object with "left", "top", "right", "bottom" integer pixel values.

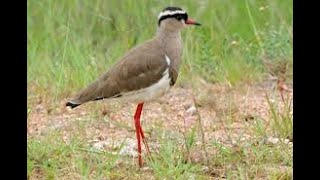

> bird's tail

[
  {"left": 66, "top": 80, "right": 100, "bottom": 109},
  {"left": 66, "top": 101, "right": 81, "bottom": 109}
]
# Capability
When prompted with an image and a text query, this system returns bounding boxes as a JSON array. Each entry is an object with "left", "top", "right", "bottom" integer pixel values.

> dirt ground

[{"left": 27, "top": 79, "right": 293, "bottom": 167}]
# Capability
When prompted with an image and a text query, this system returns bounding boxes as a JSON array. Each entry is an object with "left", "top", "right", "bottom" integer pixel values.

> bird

[{"left": 66, "top": 6, "right": 201, "bottom": 167}]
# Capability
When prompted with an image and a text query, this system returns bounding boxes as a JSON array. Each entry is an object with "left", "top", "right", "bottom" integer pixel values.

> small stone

[
  {"left": 186, "top": 106, "right": 197, "bottom": 116},
  {"left": 202, "top": 166, "right": 209, "bottom": 173},
  {"left": 266, "top": 137, "right": 280, "bottom": 145},
  {"left": 92, "top": 141, "right": 107, "bottom": 151},
  {"left": 141, "top": 166, "right": 152, "bottom": 172}
]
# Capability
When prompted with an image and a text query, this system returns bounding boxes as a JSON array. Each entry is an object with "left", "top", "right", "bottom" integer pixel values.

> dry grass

[{"left": 27, "top": 80, "right": 292, "bottom": 179}]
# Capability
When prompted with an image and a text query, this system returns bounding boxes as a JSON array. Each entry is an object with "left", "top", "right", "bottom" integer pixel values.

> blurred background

[
  {"left": 27, "top": 0, "right": 292, "bottom": 98},
  {"left": 27, "top": 0, "right": 292, "bottom": 179}
]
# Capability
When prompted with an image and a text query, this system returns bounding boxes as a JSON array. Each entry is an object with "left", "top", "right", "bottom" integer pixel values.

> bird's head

[{"left": 158, "top": 7, "right": 201, "bottom": 32}]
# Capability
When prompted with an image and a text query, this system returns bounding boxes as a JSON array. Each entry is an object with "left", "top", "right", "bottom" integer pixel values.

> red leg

[
  {"left": 134, "top": 103, "right": 152, "bottom": 167},
  {"left": 140, "top": 126, "right": 151, "bottom": 157},
  {"left": 134, "top": 103, "right": 144, "bottom": 167}
]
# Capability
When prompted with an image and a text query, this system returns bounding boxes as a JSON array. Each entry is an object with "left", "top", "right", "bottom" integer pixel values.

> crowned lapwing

[{"left": 66, "top": 6, "right": 201, "bottom": 167}]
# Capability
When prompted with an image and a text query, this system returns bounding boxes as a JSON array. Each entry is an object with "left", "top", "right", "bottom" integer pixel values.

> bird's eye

[{"left": 176, "top": 15, "right": 183, "bottom": 21}]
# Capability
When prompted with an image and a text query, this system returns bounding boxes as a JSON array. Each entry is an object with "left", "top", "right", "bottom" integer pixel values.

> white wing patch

[
  {"left": 165, "top": 55, "right": 171, "bottom": 66},
  {"left": 158, "top": 10, "right": 186, "bottom": 19}
]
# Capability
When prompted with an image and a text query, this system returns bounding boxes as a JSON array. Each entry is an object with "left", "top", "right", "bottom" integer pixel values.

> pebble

[{"left": 186, "top": 106, "right": 197, "bottom": 116}]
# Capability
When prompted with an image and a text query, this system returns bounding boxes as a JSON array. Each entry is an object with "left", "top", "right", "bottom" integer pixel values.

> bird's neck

[
  {"left": 156, "top": 27, "right": 181, "bottom": 38},
  {"left": 156, "top": 28, "right": 183, "bottom": 70}
]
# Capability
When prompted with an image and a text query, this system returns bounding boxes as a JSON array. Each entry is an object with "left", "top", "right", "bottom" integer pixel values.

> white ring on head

[{"left": 158, "top": 10, "right": 186, "bottom": 19}]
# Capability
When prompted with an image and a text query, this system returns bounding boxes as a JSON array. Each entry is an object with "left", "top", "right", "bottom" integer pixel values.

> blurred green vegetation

[{"left": 27, "top": 0, "right": 292, "bottom": 99}]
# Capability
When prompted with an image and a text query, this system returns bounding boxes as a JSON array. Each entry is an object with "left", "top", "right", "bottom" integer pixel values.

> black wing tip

[{"left": 66, "top": 101, "right": 81, "bottom": 109}]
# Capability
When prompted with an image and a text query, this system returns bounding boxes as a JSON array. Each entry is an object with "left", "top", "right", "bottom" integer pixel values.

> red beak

[{"left": 185, "top": 18, "right": 201, "bottom": 26}]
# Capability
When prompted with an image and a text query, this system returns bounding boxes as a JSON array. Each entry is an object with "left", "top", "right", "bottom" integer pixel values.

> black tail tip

[{"left": 66, "top": 101, "right": 81, "bottom": 109}]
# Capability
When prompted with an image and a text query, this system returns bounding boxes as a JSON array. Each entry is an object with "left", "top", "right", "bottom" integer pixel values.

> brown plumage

[
  {"left": 66, "top": 6, "right": 200, "bottom": 167},
  {"left": 67, "top": 39, "right": 169, "bottom": 107},
  {"left": 66, "top": 23, "right": 185, "bottom": 108}
]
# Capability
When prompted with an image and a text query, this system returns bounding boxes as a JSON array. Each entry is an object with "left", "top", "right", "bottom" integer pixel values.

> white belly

[{"left": 118, "top": 68, "right": 171, "bottom": 103}]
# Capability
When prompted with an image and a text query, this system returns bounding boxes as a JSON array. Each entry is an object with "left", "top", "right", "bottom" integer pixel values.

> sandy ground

[{"left": 27, "top": 80, "right": 293, "bottom": 165}]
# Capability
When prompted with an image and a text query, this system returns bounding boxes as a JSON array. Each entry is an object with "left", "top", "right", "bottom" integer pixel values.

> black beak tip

[{"left": 195, "top": 22, "right": 201, "bottom": 26}]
